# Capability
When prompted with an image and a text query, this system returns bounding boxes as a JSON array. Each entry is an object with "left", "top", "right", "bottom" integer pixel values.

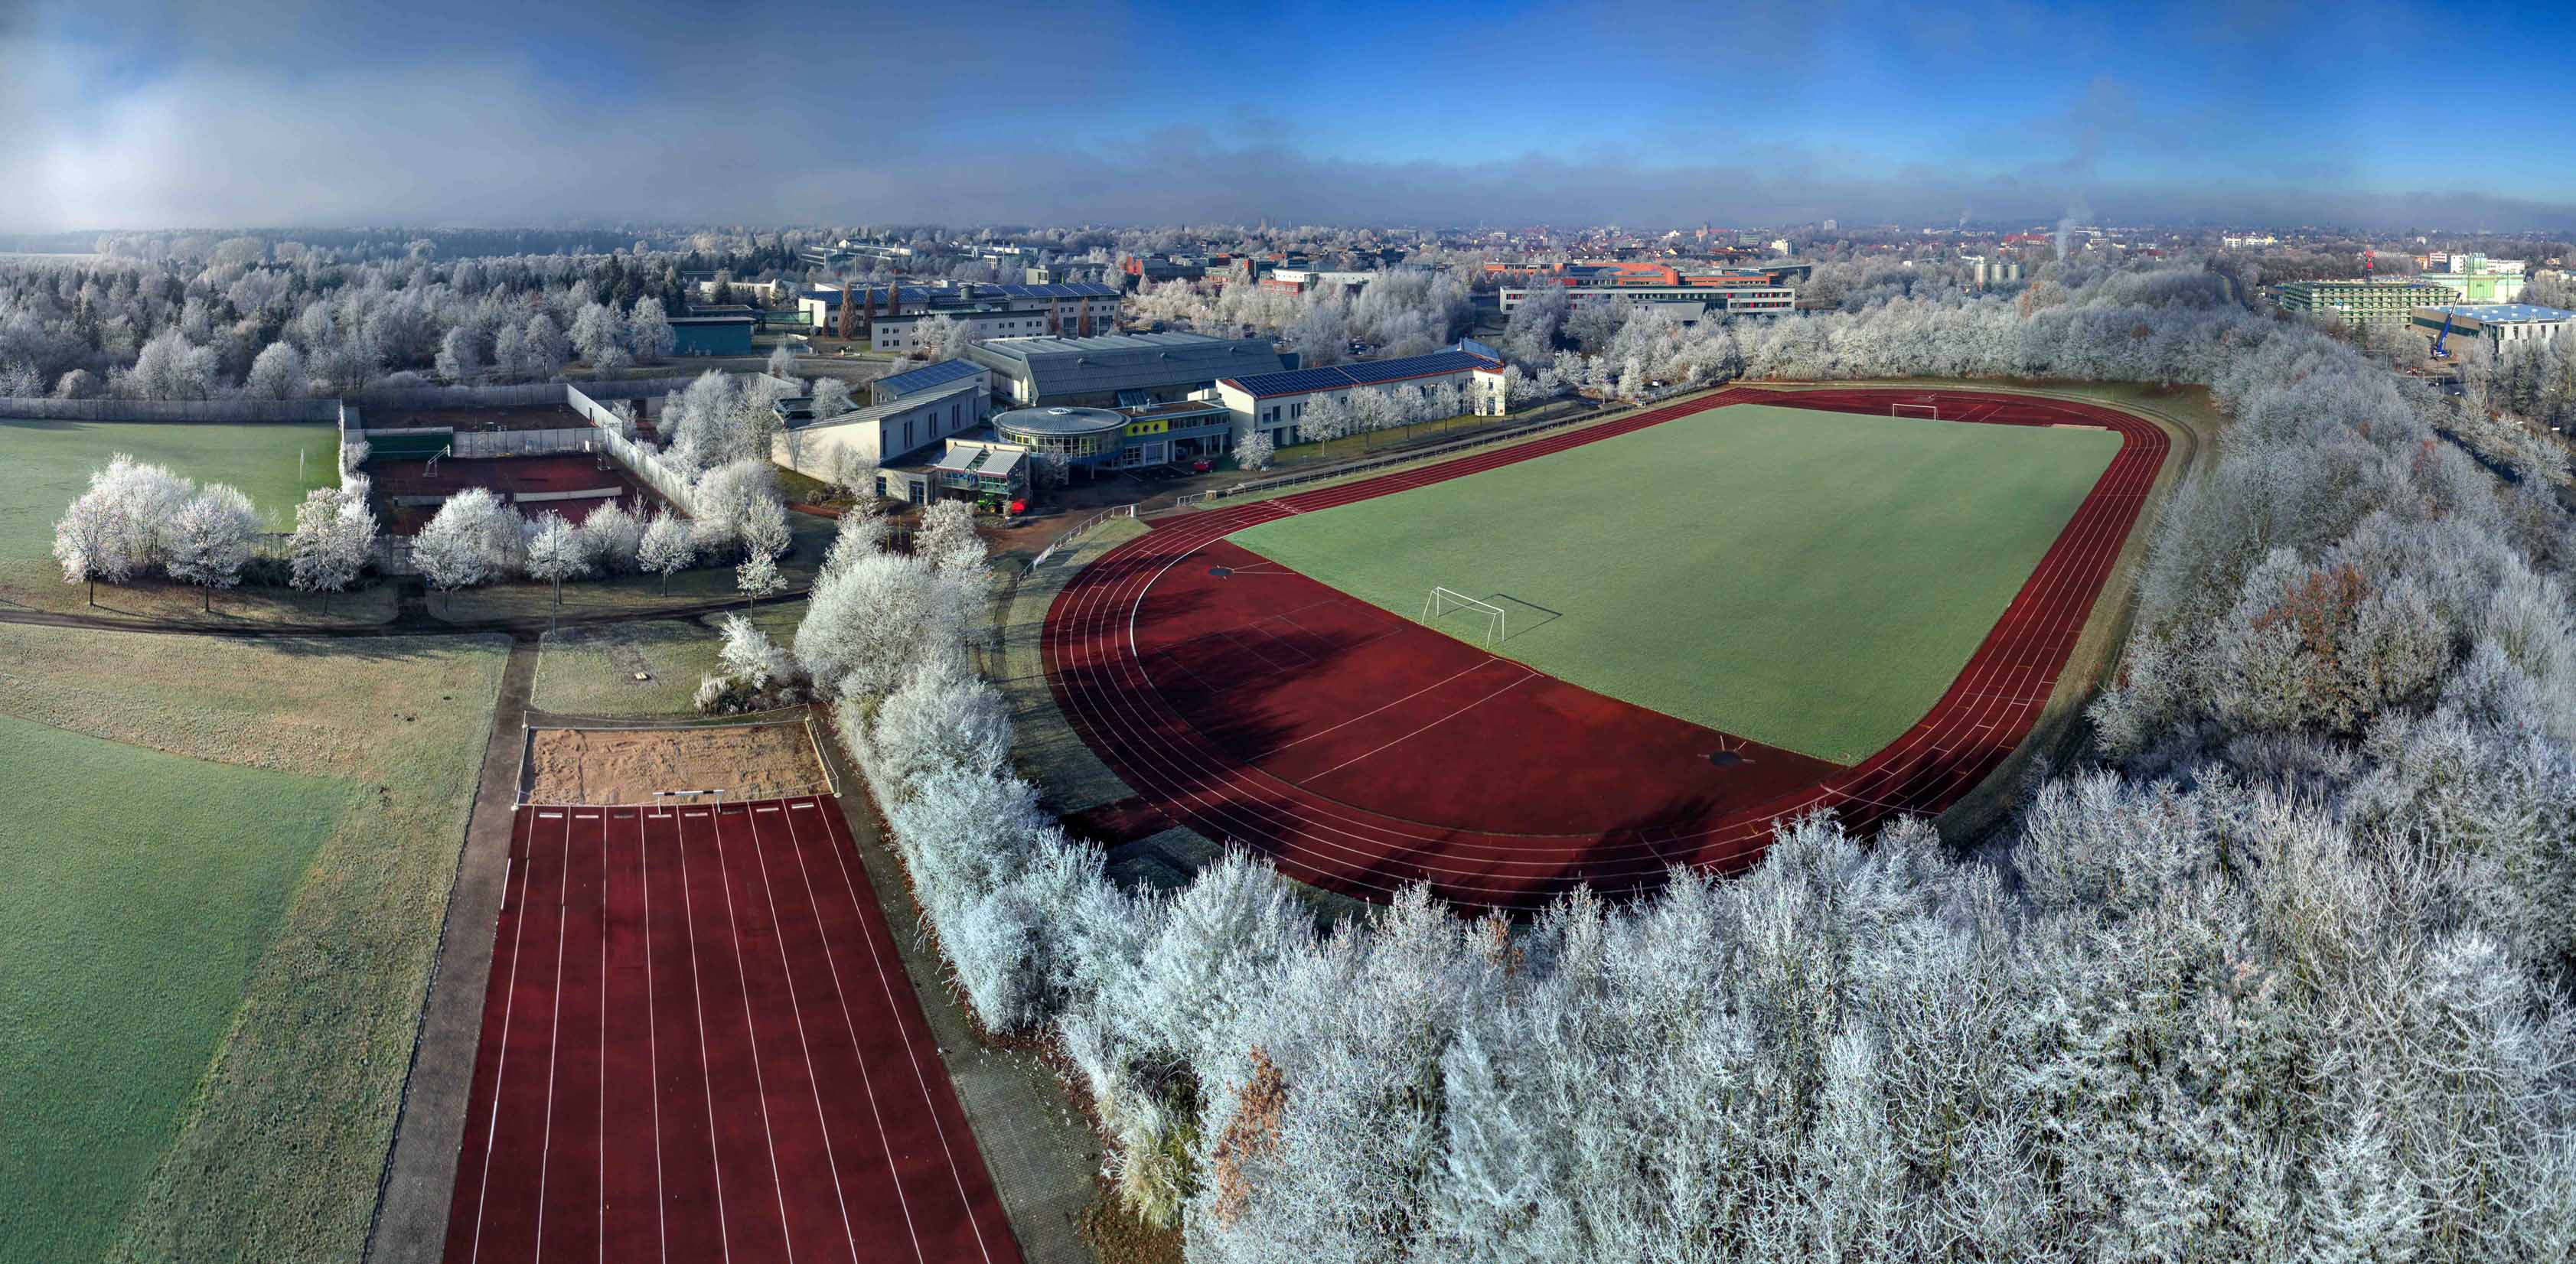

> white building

[
  {"left": 769, "top": 376, "right": 990, "bottom": 480},
  {"left": 865, "top": 308, "right": 1062, "bottom": 354},
  {"left": 1497, "top": 284, "right": 1795, "bottom": 315},
  {"left": 1215, "top": 346, "right": 1509, "bottom": 448},
  {"left": 2410, "top": 304, "right": 2574, "bottom": 368}
]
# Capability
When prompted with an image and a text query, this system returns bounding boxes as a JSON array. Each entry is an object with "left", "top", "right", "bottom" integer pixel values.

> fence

[
  {"left": 446, "top": 428, "right": 599, "bottom": 459},
  {"left": 1170, "top": 393, "right": 1652, "bottom": 508},
  {"left": 0, "top": 396, "right": 337, "bottom": 423},
  {"left": 1023, "top": 503, "right": 1138, "bottom": 575},
  {"left": 569, "top": 383, "right": 702, "bottom": 517}
]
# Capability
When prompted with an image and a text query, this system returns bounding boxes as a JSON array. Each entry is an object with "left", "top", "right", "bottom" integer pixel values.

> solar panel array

[
  {"left": 1229, "top": 349, "right": 1499, "bottom": 397},
  {"left": 989, "top": 282, "right": 1123, "bottom": 299},
  {"left": 873, "top": 358, "right": 983, "bottom": 396}
]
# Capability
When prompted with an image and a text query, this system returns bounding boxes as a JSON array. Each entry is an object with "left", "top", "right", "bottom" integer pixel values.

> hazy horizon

[{"left": 5, "top": 0, "right": 2574, "bottom": 235}]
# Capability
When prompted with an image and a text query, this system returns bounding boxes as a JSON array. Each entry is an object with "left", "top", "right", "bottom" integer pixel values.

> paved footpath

[{"left": 366, "top": 637, "right": 538, "bottom": 1264}]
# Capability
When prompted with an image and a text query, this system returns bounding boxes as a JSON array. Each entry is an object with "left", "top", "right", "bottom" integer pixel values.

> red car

[{"left": 1192, "top": 459, "right": 1214, "bottom": 474}]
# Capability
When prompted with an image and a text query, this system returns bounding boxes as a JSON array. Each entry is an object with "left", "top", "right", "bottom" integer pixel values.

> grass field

[
  {"left": 0, "top": 420, "right": 354, "bottom": 619},
  {"left": 0, "top": 624, "right": 507, "bottom": 1262},
  {"left": 0, "top": 713, "right": 356, "bottom": 1262},
  {"left": 534, "top": 601, "right": 807, "bottom": 716},
  {"left": 1227, "top": 402, "right": 2121, "bottom": 764},
  {"left": 0, "top": 419, "right": 340, "bottom": 559}
]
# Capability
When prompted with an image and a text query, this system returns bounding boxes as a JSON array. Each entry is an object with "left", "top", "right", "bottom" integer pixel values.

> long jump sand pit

[{"left": 524, "top": 718, "right": 830, "bottom": 804}]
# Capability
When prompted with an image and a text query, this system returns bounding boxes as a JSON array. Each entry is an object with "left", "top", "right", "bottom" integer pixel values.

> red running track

[
  {"left": 442, "top": 797, "right": 1019, "bottom": 1264},
  {"left": 1042, "top": 386, "right": 2167, "bottom": 911}
]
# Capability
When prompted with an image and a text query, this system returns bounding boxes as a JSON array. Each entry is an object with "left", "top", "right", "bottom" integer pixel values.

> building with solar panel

[
  {"left": 1215, "top": 344, "right": 1511, "bottom": 449},
  {"left": 963, "top": 333, "right": 1290, "bottom": 408},
  {"left": 796, "top": 280, "right": 1123, "bottom": 341},
  {"left": 767, "top": 373, "right": 992, "bottom": 494}
]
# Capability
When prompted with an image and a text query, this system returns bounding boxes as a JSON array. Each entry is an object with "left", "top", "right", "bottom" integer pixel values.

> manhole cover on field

[
  {"left": 1707, "top": 751, "right": 1746, "bottom": 768},
  {"left": 1208, "top": 566, "right": 1234, "bottom": 578}
]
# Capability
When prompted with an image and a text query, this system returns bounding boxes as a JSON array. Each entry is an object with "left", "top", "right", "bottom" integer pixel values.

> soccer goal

[
  {"left": 1890, "top": 402, "right": 1940, "bottom": 420},
  {"left": 1421, "top": 586, "right": 1507, "bottom": 644}
]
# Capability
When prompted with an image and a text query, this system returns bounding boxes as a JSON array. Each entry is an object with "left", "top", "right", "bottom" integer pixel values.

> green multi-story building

[{"left": 2277, "top": 279, "right": 2456, "bottom": 327}]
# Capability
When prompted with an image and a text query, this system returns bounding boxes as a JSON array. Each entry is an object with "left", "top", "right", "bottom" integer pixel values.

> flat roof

[
  {"left": 994, "top": 406, "right": 1128, "bottom": 436},
  {"left": 1224, "top": 347, "right": 1504, "bottom": 399},
  {"left": 1123, "top": 399, "right": 1232, "bottom": 420},
  {"left": 872, "top": 358, "right": 986, "bottom": 397},
  {"left": 964, "top": 333, "right": 1287, "bottom": 396},
  {"left": 803, "top": 376, "right": 982, "bottom": 427},
  {"left": 2418, "top": 303, "right": 2574, "bottom": 322}
]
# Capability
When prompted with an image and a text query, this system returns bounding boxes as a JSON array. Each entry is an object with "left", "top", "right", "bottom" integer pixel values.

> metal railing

[
  {"left": 1169, "top": 387, "right": 1717, "bottom": 509},
  {"left": 1022, "top": 503, "right": 1139, "bottom": 575}
]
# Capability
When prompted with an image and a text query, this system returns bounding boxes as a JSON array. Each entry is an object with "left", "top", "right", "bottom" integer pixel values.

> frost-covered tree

[
  {"left": 126, "top": 327, "right": 221, "bottom": 399},
  {"left": 811, "top": 376, "right": 856, "bottom": 419},
  {"left": 795, "top": 549, "right": 963, "bottom": 699},
  {"left": 165, "top": 484, "right": 259, "bottom": 610},
  {"left": 288, "top": 487, "right": 377, "bottom": 607},
  {"left": 243, "top": 341, "right": 309, "bottom": 399},
  {"left": 53, "top": 493, "right": 125, "bottom": 604},
  {"left": 692, "top": 457, "right": 784, "bottom": 556},
  {"left": 628, "top": 297, "right": 676, "bottom": 363},
  {"left": 522, "top": 510, "right": 588, "bottom": 624},
  {"left": 576, "top": 500, "right": 644, "bottom": 575},
  {"left": 637, "top": 508, "right": 696, "bottom": 594},
  {"left": 917, "top": 499, "right": 983, "bottom": 572},
  {"left": 716, "top": 611, "right": 794, "bottom": 690},
  {"left": 434, "top": 326, "right": 484, "bottom": 383},
  {"left": 411, "top": 487, "right": 519, "bottom": 596},
  {"left": 829, "top": 445, "right": 879, "bottom": 500},
  {"left": 569, "top": 301, "right": 625, "bottom": 366},
  {"left": 1237, "top": 431, "right": 1274, "bottom": 471}
]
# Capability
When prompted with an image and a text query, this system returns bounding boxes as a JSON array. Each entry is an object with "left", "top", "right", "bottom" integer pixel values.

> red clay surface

[
  {"left": 1042, "top": 386, "right": 2167, "bottom": 910},
  {"left": 370, "top": 454, "right": 653, "bottom": 534},
  {"left": 442, "top": 797, "right": 1019, "bottom": 1264}
]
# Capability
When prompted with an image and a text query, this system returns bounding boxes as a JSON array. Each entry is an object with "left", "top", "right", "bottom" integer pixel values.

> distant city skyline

[{"left": 3, "top": 0, "right": 2572, "bottom": 233}]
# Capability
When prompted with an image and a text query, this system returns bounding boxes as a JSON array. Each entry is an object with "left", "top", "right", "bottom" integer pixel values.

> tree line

[{"left": 767, "top": 254, "right": 2576, "bottom": 1261}]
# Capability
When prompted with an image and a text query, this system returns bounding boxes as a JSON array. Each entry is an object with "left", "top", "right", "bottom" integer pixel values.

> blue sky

[{"left": 2, "top": 0, "right": 2571, "bottom": 231}]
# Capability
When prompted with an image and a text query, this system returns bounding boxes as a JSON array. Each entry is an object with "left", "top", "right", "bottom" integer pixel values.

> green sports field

[
  {"left": 0, "top": 711, "right": 353, "bottom": 1262},
  {"left": 0, "top": 419, "right": 340, "bottom": 565},
  {"left": 1226, "top": 402, "right": 2121, "bottom": 764}
]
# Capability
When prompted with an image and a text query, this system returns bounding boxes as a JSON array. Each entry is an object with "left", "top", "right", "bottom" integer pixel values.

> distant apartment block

[{"left": 2278, "top": 279, "right": 2457, "bottom": 327}]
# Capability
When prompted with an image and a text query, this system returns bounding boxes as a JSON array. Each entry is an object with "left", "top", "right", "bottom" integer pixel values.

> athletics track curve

[{"left": 1040, "top": 386, "right": 2167, "bottom": 911}]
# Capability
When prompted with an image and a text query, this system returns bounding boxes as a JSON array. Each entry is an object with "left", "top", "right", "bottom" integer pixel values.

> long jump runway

[
  {"left": 442, "top": 797, "right": 1018, "bottom": 1264},
  {"left": 1042, "top": 386, "right": 2167, "bottom": 911}
]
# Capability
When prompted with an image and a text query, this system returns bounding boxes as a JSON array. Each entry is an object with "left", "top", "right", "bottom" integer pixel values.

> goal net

[
  {"left": 1890, "top": 402, "right": 1940, "bottom": 420},
  {"left": 1421, "top": 586, "right": 1507, "bottom": 644}
]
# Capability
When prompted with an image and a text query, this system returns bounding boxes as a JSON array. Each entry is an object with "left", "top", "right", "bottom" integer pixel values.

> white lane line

[
  {"left": 739, "top": 800, "right": 865, "bottom": 1263},
  {"left": 1268, "top": 659, "right": 1508, "bottom": 753},
  {"left": 671, "top": 808, "right": 732, "bottom": 1262},
  {"left": 709, "top": 807, "right": 798, "bottom": 1259},
  {"left": 637, "top": 810, "right": 667, "bottom": 1264},
  {"left": 1308, "top": 670, "right": 1538, "bottom": 781},
  {"left": 466, "top": 813, "right": 540, "bottom": 1264},
  {"left": 810, "top": 801, "right": 994, "bottom": 1262},
  {"left": 533, "top": 810, "right": 573, "bottom": 1261}
]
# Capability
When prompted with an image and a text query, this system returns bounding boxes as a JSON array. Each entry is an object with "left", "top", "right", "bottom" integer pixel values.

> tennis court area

[
  {"left": 443, "top": 796, "right": 1018, "bottom": 1263},
  {"left": 1226, "top": 401, "right": 2121, "bottom": 763}
]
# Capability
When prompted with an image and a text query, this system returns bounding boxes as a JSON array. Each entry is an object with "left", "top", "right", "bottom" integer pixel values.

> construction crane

[{"left": 2431, "top": 310, "right": 2457, "bottom": 360}]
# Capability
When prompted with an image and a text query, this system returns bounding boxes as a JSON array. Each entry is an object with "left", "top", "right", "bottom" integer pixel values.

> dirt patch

[{"left": 525, "top": 721, "right": 827, "bottom": 804}]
